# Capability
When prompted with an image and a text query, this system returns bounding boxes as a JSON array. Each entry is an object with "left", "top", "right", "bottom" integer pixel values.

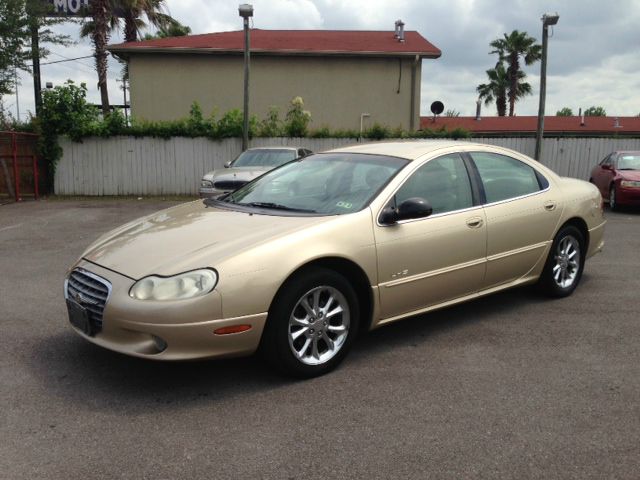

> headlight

[
  {"left": 620, "top": 180, "right": 640, "bottom": 188},
  {"left": 200, "top": 180, "right": 214, "bottom": 188},
  {"left": 129, "top": 269, "right": 218, "bottom": 301}
]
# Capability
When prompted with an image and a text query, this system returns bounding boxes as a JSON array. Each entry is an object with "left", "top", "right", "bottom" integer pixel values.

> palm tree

[
  {"left": 82, "top": 1, "right": 176, "bottom": 43},
  {"left": 118, "top": 0, "right": 175, "bottom": 43},
  {"left": 81, "top": 0, "right": 181, "bottom": 115},
  {"left": 477, "top": 63, "right": 532, "bottom": 117},
  {"left": 490, "top": 30, "right": 541, "bottom": 116},
  {"left": 477, "top": 63, "right": 508, "bottom": 116},
  {"left": 90, "top": 0, "right": 111, "bottom": 116}
]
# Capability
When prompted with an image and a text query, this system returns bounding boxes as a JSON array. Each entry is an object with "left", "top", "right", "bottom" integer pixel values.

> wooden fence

[{"left": 54, "top": 136, "right": 640, "bottom": 196}]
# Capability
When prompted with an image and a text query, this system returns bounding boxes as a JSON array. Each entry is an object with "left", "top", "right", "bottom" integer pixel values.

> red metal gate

[{"left": 0, "top": 131, "right": 39, "bottom": 203}]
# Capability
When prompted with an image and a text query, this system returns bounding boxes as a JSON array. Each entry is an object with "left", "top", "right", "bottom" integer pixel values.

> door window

[
  {"left": 600, "top": 154, "right": 613, "bottom": 166},
  {"left": 395, "top": 154, "right": 473, "bottom": 215},
  {"left": 470, "top": 152, "right": 543, "bottom": 204}
]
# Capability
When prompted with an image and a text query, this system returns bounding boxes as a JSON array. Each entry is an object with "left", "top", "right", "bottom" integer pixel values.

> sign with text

[{"left": 46, "top": 0, "right": 90, "bottom": 16}]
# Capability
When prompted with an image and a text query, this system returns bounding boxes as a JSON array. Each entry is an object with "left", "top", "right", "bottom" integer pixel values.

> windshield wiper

[{"left": 241, "top": 201, "right": 317, "bottom": 213}]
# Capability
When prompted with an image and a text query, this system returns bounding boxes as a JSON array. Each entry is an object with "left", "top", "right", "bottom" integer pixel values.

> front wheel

[
  {"left": 261, "top": 267, "right": 360, "bottom": 378},
  {"left": 538, "top": 225, "right": 585, "bottom": 297}
]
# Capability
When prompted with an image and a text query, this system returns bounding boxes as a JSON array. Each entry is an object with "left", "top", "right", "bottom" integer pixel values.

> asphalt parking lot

[{"left": 1, "top": 198, "right": 639, "bottom": 479}]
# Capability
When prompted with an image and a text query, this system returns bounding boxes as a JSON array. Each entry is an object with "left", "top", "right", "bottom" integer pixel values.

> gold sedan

[{"left": 64, "top": 141, "right": 605, "bottom": 377}]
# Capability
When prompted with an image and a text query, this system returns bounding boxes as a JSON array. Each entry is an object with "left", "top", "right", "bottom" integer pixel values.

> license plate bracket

[{"left": 66, "top": 299, "right": 95, "bottom": 337}]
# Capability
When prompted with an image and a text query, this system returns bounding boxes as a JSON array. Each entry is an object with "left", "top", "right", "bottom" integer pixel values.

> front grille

[
  {"left": 213, "top": 180, "right": 247, "bottom": 191},
  {"left": 66, "top": 269, "right": 111, "bottom": 330}
]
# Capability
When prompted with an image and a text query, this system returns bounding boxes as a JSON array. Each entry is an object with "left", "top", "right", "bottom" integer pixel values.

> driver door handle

[{"left": 466, "top": 216, "right": 484, "bottom": 229}]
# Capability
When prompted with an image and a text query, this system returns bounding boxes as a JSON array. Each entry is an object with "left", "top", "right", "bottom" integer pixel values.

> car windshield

[
  {"left": 617, "top": 154, "right": 640, "bottom": 170},
  {"left": 218, "top": 153, "right": 409, "bottom": 215},
  {"left": 232, "top": 149, "right": 297, "bottom": 168}
]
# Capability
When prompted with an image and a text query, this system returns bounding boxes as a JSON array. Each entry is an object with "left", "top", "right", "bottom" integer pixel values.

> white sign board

[{"left": 47, "top": 0, "right": 90, "bottom": 16}]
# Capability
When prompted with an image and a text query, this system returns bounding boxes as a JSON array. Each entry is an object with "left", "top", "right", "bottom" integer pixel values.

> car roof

[{"left": 326, "top": 140, "right": 484, "bottom": 160}]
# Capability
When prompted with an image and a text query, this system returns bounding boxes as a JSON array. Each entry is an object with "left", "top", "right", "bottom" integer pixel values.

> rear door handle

[
  {"left": 544, "top": 201, "right": 557, "bottom": 211},
  {"left": 466, "top": 216, "right": 483, "bottom": 228}
]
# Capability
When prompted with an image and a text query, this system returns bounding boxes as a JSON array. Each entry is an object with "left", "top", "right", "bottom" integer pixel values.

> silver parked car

[{"left": 199, "top": 146, "right": 313, "bottom": 198}]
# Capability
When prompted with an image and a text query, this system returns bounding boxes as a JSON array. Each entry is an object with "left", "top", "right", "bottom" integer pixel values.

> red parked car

[{"left": 589, "top": 151, "right": 640, "bottom": 210}]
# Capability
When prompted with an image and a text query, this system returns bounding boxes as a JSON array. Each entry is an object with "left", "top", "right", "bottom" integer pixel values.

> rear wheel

[
  {"left": 538, "top": 225, "right": 585, "bottom": 297},
  {"left": 261, "top": 267, "right": 359, "bottom": 378},
  {"left": 609, "top": 185, "right": 619, "bottom": 211}
]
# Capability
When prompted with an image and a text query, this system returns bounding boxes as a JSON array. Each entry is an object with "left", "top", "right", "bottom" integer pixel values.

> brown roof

[
  {"left": 109, "top": 29, "right": 441, "bottom": 58},
  {"left": 420, "top": 116, "right": 640, "bottom": 135}
]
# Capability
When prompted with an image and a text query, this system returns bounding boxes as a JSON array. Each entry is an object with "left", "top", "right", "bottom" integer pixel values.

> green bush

[
  {"left": 186, "top": 102, "right": 210, "bottom": 137},
  {"left": 363, "top": 123, "right": 391, "bottom": 140},
  {"left": 32, "top": 86, "right": 471, "bottom": 191},
  {"left": 284, "top": 96, "right": 311, "bottom": 137},
  {"left": 37, "top": 80, "right": 100, "bottom": 191},
  {"left": 258, "top": 106, "right": 283, "bottom": 137},
  {"left": 330, "top": 128, "right": 360, "bottom": 139},
  {"left": 308, "top": 126, "right": 332, "bottom": 138}
]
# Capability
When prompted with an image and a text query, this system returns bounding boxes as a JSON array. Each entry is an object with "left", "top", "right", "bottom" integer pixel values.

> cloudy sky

[{"left": 5, "top": 0, "right": 640, "bottom": 121}]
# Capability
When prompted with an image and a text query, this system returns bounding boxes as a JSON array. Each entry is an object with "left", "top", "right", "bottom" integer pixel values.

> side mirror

[
  {"left": 224, "top": 161, "right": 232, "bottom": 168},
  {"left": 601, "top": 164, "right": 612, "bottom": 170},
  {"left": 379, "top": 197, "right": 433, "bottom": 224}
]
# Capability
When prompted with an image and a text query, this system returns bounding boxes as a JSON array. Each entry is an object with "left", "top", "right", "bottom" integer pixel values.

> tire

[
  {"left": 609, "top": 185, "right": 619, "bottom": 211},
  {"left": 261, "top": 266, "right": 360, "bottom": 378},
  {"left": 538, "top": 225, "right": 585, "bottom": 298}
]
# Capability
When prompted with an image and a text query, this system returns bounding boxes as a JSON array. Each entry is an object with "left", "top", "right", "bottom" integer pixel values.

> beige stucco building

[{"left": 109, "top": 28, "right": 441, "bottom": 131}]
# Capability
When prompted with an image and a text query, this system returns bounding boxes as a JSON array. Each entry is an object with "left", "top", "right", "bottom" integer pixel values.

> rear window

[{"left": 470, "top": 152, "right": 544, "bottom": 203}]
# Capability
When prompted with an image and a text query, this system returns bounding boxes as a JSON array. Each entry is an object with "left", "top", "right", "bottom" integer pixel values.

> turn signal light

[{"left": 214, "top": 325, "right": 252, "bottom": 335}]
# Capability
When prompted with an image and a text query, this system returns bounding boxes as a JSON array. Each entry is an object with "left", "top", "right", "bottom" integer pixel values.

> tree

[
  {"left": 0, "top": 0, "right": 29, "bottom": 98},
  {"left": 118, "top": 0, "right": 177, "bottom": 42},
  {"left": 89, "top": 0, "right": 112, "bottom": 116},
  {"left": 556, "top": 107, "right": 573, "bottom": 116},
  {"left": 477, "top": 63, "right": 509, "bottom": 116},
  {"left": 584, "top": 106, "right": 607, "bottom": 116},
  {"left": 444, "top": 109, "right": 460, "bottom": 117},
  {"left": 143, "top": 19, "right": 191, "bottom": 40},
  {"left": 81, "top": 0, "right": 183, "bottom": 114},
  {"left": 0, "top": 1, "right": 70, "bottom": 105},
  {"left": 489, "top": 30, "right": 542, "bottom": 116}
]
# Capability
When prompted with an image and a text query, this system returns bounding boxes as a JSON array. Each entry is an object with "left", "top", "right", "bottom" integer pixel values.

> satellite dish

[{"left": 430, "top": 101, "right": 444, "bottom": 115}]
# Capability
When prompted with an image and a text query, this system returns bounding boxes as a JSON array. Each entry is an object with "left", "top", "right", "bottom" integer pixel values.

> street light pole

[
  {"left": 239, "top": 4, "right": 253, "bottom": 152},
  {"left": 534, "top": 13, "right": 559, "bottom": 161}
]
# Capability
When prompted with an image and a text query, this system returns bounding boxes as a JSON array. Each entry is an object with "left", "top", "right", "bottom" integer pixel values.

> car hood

[
  {"left": 203, "top": 167, "right": 270, "bottom": 183},
  {"left": 618, "top": 170, "right": 640, "bottom": 181},
  {"left": 82, "top": 201, "right": 328, "bottom": 279}
]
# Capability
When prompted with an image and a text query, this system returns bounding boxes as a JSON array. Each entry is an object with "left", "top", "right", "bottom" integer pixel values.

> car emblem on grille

[{"left": 71, "top": 290, "right": 99, "bottom": 306}]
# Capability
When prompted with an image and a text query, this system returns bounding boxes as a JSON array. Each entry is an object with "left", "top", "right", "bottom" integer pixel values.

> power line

[
  {"left": 50, "top": 51, "right": 96, "bottom": 70},
  {"left": 43, "top": 59, "right": 96, "bottom": 76},
  {"left": 40, "top": 55, "right": 96, "bottom": 66}
]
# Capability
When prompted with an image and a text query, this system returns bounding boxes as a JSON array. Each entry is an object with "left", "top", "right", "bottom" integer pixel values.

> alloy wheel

[
  {"left": 287, "top": 286, "right": 350, "bottom": 365},
  {"left": 552, "top": 235, "right": 581, "bottom": 288}
]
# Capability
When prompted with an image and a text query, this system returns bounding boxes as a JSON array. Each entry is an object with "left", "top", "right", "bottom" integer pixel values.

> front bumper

[
  {"left": 65, "top": 260, "right": 267, "bottom": 361},
  {"left": 617, "top": 186, "right": 640, "bottom": 206}
]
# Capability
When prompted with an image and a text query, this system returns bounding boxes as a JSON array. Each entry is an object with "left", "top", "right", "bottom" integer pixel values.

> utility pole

[
  {"left": 30, "top": 20, "right": 42, "bottom": 116},
  {"left": 239, "top": 4, "right": 253, "bottom": 151},
  {"left": 534, "top": 13, "right": 559, "bottom": 161}
]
